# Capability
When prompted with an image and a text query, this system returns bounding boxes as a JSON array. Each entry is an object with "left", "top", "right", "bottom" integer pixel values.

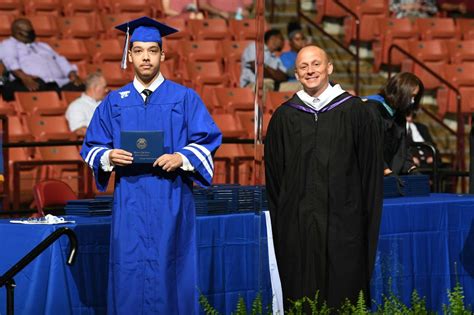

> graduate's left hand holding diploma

[
  {"left": 153, "top": 153, "right": 183, "bottom": 172},
  {"left": 108, "top": 149, "right": 183, "bottom": 171}
]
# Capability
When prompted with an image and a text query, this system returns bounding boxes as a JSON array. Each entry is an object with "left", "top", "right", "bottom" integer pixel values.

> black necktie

[{"left": 142, "top": 89, "right": 152, "bottom": 104}]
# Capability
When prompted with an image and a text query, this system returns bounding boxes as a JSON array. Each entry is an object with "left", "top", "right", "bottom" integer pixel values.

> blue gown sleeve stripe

[
  {"left": 183, "top": 146, "right": 213, "bottom": 178},
  {"left": 187, "top": 143, "right": 214, "bottom": 168},
  {"left": 86, "top": 147, "right": 107, "bottom": 168}
]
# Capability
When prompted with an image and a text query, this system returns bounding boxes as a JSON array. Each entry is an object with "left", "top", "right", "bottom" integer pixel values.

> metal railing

[{"left": 0, "top": 227, "right": 78, "bottom": 315}]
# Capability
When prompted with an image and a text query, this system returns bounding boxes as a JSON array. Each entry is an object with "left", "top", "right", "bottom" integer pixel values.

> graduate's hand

[
  {"left": 154, "top": 153, "right": 183, "bottom": 172},
  {"left": 109, "top": 149, "right": 133, "bottom": 166}
]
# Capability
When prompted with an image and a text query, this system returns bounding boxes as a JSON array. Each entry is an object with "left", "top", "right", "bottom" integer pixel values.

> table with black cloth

[
  {"left": 1, "top": 194, "right": 474, "bottom": 314},
  {"left": 0, "top": 214, "right": 272, "bottom": 315}
]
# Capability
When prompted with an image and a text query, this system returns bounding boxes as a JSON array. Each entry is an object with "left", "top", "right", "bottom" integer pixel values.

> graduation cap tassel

[{"left": 120, "top": 25, "right": 130, "bottom": 70}]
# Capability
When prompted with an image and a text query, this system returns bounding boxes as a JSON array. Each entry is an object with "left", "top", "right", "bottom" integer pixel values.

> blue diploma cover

[{"left": 120, "top": 131, "right": 164, "bottom": 163}]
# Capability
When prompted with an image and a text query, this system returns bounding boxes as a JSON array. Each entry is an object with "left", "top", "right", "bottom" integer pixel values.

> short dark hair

[
  {"left": 130, "top": 41, "right": 162, "bottom": 50},
  {"left": 264, "top": 29, "right": 282, "bottom": 43},
  {"left": 380, "top": 72, "right": 424, "bottom": 114}
]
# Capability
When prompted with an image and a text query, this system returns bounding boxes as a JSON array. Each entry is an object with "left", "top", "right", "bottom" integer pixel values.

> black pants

[{"left": 2, "top": 78, "right": 85, "bottom": 101}]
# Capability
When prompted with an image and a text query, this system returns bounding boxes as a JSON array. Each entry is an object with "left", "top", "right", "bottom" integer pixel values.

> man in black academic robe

[{"left": 265, "top": 45, "right": 384, "bottom": 309}]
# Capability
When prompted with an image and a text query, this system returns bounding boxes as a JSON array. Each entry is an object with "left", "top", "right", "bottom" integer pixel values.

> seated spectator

[
  {"left": 390, "top": 0, "right": 437, "bottom": 18},
  {"left": 162, "top": 0, "right": 204, "bottom": 19},
  {"left": 240, "top": 29, "right": 287, "bottom": 91},
  {"left": 406, "top": 110, "right": 441, "bottom": 168},
  {"left": 438, "top": 0, "right": 474, "bottom": 18},
  {"left": 280, "top": 22, "right": 306, "bottom": 81},
  {"left": 65, "top": 72, "right": 107, "bottom": 137},
  {"left": 0, "top": 61, "right": 5, "bottom": 95},
  {"left": 1, "top": 18, "right": 84, "bottom": 101},
  {"left": 199, "top": 0, "right": 254, "bottom": 19}
]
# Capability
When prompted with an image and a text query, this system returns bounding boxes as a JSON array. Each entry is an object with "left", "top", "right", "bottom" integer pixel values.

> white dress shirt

[{"left": 296, "top": 83, "right": 346, "bottom": 111}]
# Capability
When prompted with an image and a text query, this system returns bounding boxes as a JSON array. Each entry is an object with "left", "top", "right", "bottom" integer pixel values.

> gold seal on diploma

[{"left": 136, "top": 138, "right": 148, "bottom": 150}]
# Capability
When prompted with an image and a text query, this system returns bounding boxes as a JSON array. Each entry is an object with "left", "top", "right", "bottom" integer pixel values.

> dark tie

[
  {"left": 142, "top": 89, "right": 152, "bottom": 104},
  {"left": 407, "top": 124, "right": 413, "bottom": 141}
]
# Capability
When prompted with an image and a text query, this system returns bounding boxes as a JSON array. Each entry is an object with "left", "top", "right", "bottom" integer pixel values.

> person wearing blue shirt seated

[
  {"left": 80, "top": 16, "right": 222, "bottom": 314},
  {"left": 280, "top": 22, "right": 306, "bottom": 82}
]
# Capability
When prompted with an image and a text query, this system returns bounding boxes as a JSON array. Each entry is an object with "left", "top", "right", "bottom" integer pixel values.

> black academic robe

[
  {"left": 365, "top": 99, "right": 414, "bottom": 175},
  {"left": 265, "top": 93, "right": 384, "bottom": 309}
]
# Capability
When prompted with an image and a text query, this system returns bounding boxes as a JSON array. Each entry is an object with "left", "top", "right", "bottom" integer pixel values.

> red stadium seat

[
  {"left": 228, "top": 19, "right": 257, "bottom": 41},
  {"left": 448, "top": 40, "right": 474, "bottom": 64},
  {"left": 315, "top": 0, "right": 351, "bottom": 23},
  {"left": 33, "top": 179, "right": 77, "bottom": 216},
  {"left": 0, "top": 0, "right": 22, "bottom": 15},
  {"left": 375, "top": 17, "right": 418, "bottom": 41},
  {"left": 9, "top": 147, "right": 41, "bottom": 207},
  {"left": 86, "top": 38, "right": 123, "bottom": 63},
  {"left": 27, "top": 15, "right": 58, "bottom": 39},
  {"left": 86, "top": 63, "right": 133, "bottom": 88},
  {"left": 178, "top": 40, "right": 223, "bottom": 63},
  {"left": 160, "top": 60, "right": 182, "bottom": 84},
  {"left": 15, "top": 91, "right": 65, "bottom": 116},
  {"left": 183, "top": 61, "right": 229, "bottom": 95},
  {"left": 7, "top": 115, "right": 33, "bottom": 142},
  {"left": 403, "top": 40, "right": 449, "bottom": 90},
  {"left": 61, "top": 0, "right": 98, "bottom": 16},
  {"left": 437, "top": 64, "right": 474, "bottom": 116},
  {"left": 214, "top": 143, "right": 251, "bottom": 184},
  {"left": 102, "top": 0, "right": 152, "bottom": 16},
  {"left": 221, "top": 40, "right": 252, "bottom": 73},
  {"left": 456, "top": 18, "right": 474, "bottom": 40},
  {"left": 47, "top": 38, "right": 90, "bottom": 63},
  {"left": 24, "top": 0, "right": 61, "bottom": 15},
  {"left": 100, "top": 13, "right": 144, "bottom": 39},
  {"left": 58, "top": 16, "right": 100, "bottom": 39},
  {"left": 61, "top": 91, "right": 82, "bottom": 105},
  {"left": 229, "top": 61, "right": 242, "bottom": 88},
  {"left": 416, "top": 18, "right": 457, "bottom": 40},
  {"left": 188, "top": 19, "right": 229, "bottom": 40},
  {"left": 235, "top": 111, "right": 271, "bottom": 138},
  {"left": 160, "top": 17, "right": 190, "bottom": 40},
  {"left": 25, "top": 115, "right": 76, "bottom": 140},
  {"left": 211, "top": 113, "right": 247, "bottom": 138},
  {"left": 373, "top": 18, "right": 418, "bottom": 70},
  {"left": 342, "top": 0, "right": 388, "bottom": 44},
  {"left": 0, "top": 14, "right": 14, "bottom": 39},
  {"left": 36, "top": 143, "right": 84, "bottom": 197},
  {"left": 214, "top": 87, "right": 254, "bottom": 113},
  {"left": 264, "top": 91, "right": 294, "bottom": 113},
  {"left": 0, "top": 97, "right": 16, "bottom": 115}
]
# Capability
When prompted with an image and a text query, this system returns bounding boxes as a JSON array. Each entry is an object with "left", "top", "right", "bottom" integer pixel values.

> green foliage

[
  {"left": 233, "top": 296, "right": 247, "bottom": 315},
  {"left": 199, "top": 294, "right": 220, "bottom": 315},
  {"left": 354, "top": 291, "right": 369, "bottom": 315},
  {"left": 443, "top": 282, "right": 471, "bottom": 315},
  {"left": 338, "top": 298, "right": 356, "bottom": 315},
  {"left": 200, "top": 283, "right": 470, "bottom": 315},
  {"left": 251, "top": 293, "right": 263, "bottom": 315},
  {"left": 410, "top": 290, "right": 428, "bottom": 315}
]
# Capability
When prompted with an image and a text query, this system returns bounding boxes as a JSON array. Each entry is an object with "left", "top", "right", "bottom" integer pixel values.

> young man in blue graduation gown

[{"left": 80, "top": 17, "right": 222, "bottom": 314}]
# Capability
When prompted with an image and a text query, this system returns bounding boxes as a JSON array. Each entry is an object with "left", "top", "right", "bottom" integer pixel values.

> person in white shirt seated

[{"left": 65, "top": 72, "right": 108, "bottom": 136}]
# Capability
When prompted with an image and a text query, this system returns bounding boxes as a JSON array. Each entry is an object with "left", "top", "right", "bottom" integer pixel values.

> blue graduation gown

[{"left": 80, "top": 79, "right": 222, "bottom": 314}]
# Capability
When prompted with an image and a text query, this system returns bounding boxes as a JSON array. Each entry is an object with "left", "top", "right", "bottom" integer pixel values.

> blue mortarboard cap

[{"left": 115, "top": 16, "right": 179, "bottom": 69}]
